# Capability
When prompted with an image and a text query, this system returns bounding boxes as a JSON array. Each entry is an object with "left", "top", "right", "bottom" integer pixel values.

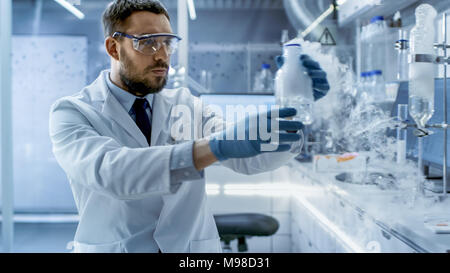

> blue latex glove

[
  {"left": 209, "top": 107, "right": 304, "bottom": 161},
  {"left": 275, "top": 54, "right": 330, "bottom": 101}
]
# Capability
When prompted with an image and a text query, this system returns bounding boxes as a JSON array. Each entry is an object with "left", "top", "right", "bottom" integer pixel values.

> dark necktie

[{"left": 132, "top": 98, "right": 152, "bottom": 145}]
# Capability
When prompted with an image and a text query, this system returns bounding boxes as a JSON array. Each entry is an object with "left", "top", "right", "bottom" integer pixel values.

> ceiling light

[
  {"left": 54, "top": 0, "right": 85, "bottom": 20},
  {"left": 187, "top": 0, "right": 196, "bottom": 20}
]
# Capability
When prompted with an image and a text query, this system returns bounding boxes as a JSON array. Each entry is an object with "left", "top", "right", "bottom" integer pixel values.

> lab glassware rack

[{"left": 406, "top": 12, "right": 449, "bottom": 200}]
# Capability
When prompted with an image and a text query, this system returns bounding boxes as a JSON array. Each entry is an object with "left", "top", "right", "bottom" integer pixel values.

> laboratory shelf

[
  {"left": 338, "top": 0, "right": 418, "bottom": 26},
  {"left": 288, "top": 160, "right": 450, "bottom": 253}
]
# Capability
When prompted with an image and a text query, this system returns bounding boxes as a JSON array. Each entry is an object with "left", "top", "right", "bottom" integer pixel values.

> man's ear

[{"left": 105, "top": 37, "right": 120, "bottom": 61}]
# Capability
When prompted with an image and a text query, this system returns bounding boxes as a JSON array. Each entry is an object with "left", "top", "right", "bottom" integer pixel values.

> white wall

[{"left": 10, "top": 35, "right": 87, "bottom": 212}]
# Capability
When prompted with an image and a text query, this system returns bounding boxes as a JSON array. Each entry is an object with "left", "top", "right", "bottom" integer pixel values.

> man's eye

[
  {"left": 164, "top": 39, "right": 173, "bottom": 47},
  {"left": 143, "top": 39, "right": 156, "bottom": 46}
]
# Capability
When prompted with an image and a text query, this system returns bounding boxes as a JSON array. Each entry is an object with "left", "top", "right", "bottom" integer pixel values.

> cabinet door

[
  {"left": 291, "top": 198, "right": 325, "bottom": 253},
  {"left": 373, "top": 228, "right": 416, "bottom": 253},
  {"left": 313, "top": 221, "right": 337, "bottom": 253},
  {"left": 291, "top": 218, "right": 301, "bottom": 253}
]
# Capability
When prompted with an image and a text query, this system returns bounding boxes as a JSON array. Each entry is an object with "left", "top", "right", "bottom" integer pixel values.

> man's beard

[{"left": 119, "top": 49, "right": 168, "bottom": 97}]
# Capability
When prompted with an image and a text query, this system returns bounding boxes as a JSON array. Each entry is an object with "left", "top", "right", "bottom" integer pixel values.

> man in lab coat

[{"left": 49, "top": 0, "right": 329, "bottom": 253}]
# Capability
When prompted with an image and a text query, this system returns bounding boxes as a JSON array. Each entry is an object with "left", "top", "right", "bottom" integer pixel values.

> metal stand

[
  {"left": 440, "top": 13, "right": 448, "bottom": 201},
  {"left": 407, "top": 13, "right": 449, "bottom": 200}
]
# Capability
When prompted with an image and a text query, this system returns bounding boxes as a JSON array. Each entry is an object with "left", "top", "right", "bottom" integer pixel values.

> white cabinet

[
  {"left": 314, "top": 220, "right": 337, "bottom": 253},
  {"left": 245, "top": 236, "right": 271, "bottom": 253},
  {"left": 289, "top": 175, "right": 417, "bottom": 253},
  {"left": 206, "top": 163, "right": 422, "bottom": 253},
  {"left": 371, "top": 227, "right": 416, "bottom": 253},
  {"left": 272, "top": 212, "right": 290, "bottom": 235},
  {"left": 290, "top": 196, "right": 332, "bottom": 253},
  {"left": 272, "top": 235, "right": 292, "bottom": 253}
]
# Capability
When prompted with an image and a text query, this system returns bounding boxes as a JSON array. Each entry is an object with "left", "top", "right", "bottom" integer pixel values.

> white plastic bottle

[
  {"left": 253, "top": 63, "right": 274, "bottom": 93},
  {"left": 275, "top": 39, "right": 313, "bottom": 124},
  {"left": 408, "top": 4, "right": 437, "bottom": 129}
]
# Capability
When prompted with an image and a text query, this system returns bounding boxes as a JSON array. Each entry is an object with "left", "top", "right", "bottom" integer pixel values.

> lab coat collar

[
  {"left": 99, "top": 70, "right": 149, "bottom": 147},
  {"left": 105, "top": 72, "right": 154, "bottom": 115},
  {"left": 97, "top": 70, "right": 172, "bottom": 148}
]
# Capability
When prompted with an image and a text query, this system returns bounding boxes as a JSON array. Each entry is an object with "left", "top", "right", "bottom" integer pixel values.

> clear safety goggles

[{"left": 112, "top": 32, "right": 182, "bottom": 56}]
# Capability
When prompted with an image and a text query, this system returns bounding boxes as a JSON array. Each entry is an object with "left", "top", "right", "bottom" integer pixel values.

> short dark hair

[{"left": 102, "top": 0, "right": 170, "bottom": 38}]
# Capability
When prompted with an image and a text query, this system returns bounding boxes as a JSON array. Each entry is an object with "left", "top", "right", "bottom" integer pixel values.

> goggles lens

[{"left": 135, "top": 36, "right": 180, "bottom": 56}]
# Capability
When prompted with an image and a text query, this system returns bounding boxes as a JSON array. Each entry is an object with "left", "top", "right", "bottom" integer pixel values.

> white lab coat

[{"left": 49, "top": 70, "right": 301, "bottom": 253}]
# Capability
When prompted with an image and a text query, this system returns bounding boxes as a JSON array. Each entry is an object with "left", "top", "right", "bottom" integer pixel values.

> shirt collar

[{"left": 106, "top": 72, "right": 154, "bottom": 113}]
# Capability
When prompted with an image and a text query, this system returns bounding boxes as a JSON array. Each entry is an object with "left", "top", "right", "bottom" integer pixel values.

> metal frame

[
  {"left": 1, "top": 0, "right": 14, "bottom": 253},
  {"left": 178, "top": 0, "right": 189, "bottom": 85}
]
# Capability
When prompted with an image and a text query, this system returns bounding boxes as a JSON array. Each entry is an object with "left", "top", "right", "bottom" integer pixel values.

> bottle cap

[
  {"left": 284, "top": 43, "right": 301, "bottom": 47},
  {"left": 360, "top": 72, "right": 367, "bottom": 77},
  {"left": 373, "top": 70, "right": 382, "bottom": 75},
  {"left": 370, "top": 16, "right": 384, "bottom": 23},
  {"left": 262, "top": 63, "right": 270, "bottom": 69}
]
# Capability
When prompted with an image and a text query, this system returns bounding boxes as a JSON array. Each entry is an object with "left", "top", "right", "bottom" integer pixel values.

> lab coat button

[
  {"left": 180, "top": 161, "right": 185, "bottom": 167},
  {"left": 184, "top": 171, "right": 190, "bottom": 177}
]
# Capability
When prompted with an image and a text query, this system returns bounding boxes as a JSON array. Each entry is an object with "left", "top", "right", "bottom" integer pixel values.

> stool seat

[
  {"left": 214, "top": 213, "right": 279, "bottom": 236},
  {"left": 214, "top": 213, "right": 279, "bottom": 252}
]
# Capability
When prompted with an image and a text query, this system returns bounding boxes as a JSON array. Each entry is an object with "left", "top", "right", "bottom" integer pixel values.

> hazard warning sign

[{"left": 318, "top": 27, "right": 336, "bottom": 46}]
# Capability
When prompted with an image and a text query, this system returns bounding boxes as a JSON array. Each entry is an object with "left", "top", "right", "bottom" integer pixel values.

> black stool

[{"left": 214, "top": 213, "right": 279, "bottom": 252}]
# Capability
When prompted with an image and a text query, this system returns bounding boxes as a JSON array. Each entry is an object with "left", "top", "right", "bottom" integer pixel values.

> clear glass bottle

[
  {"left": 408, "top": 3, "right": 437, "bottom": 129},
  {"left": 370, "top": 70, "right": 392, "bottom": 113},
  {"left": 253, "top": 63, "right": 274, "bottom": 93},
  {"left": 357, "top": 72, "right": 369, "bottom": 101},
  {"left": 396, "top": 29, "right": 409, "bottom": 81},
  {"left": 369, "top": 16, "right": 387, "bottom": 74},
  {"left": 361, "top": 24, "right": 371, "bottom": 73},
  {"left": 370, "top": 70, "right": 386, "bottom": 101}
]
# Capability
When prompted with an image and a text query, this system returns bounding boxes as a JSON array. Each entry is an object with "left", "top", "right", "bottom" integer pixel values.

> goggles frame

[{"left": 112, "top": 31, "right": 182, "bottom": 56}]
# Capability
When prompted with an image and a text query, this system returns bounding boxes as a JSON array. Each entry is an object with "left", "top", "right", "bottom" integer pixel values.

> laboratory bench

[{"left": 287, "top": 160, "right": 450, "bottom": 253}]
